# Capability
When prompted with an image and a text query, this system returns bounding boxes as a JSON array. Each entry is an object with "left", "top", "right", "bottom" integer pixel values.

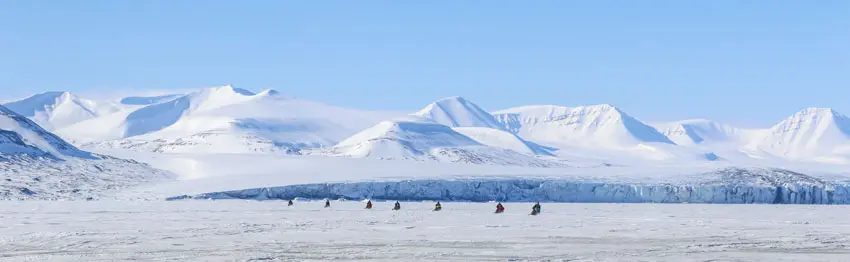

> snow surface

[{"left": 3, "top": 201, "right": 850, "bottom": 261}]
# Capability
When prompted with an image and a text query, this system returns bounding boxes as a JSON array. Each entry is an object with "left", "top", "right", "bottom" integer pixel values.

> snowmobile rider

[{"left": 495, "top": 202, "right": 505, "bottom": 213}]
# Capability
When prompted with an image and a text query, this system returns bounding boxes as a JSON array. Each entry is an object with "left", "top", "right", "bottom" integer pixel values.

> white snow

[
  {"left": 0, "top": 105, "right": 170, "bottom": 199},
  {"left": 412, "top": 96, "right": 505, "bottom": 129},
  {"left": 754, "top": 108, "right": 850, "bottom": 162},
  {"left": 0, "top": 105, "right": 93, "bottom": 159},
  {"left": 56, "top": 85, "right": 399, "bottom": 152},
  {"left": 492, "top": 104, "right": 674, "bottom": 149},
  {"left": 3, "top": 91, "right": 122, "bottom": 130},
  {"left": 452, "top": 127, "right": 552, "bottom": 156},
  {"left": 320, "top": 118, "right": 562, "bottom": 167},
  {"left": 3, "top": 201, "right": 850, "bottom": 261},
  {"left": 653, "top": 119, "right": 741, "bottom": 145}
]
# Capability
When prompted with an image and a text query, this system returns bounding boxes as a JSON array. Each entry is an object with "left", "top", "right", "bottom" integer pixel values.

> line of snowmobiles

[{"left": 289, "top": 199, "right": 544, "bottom": 215}]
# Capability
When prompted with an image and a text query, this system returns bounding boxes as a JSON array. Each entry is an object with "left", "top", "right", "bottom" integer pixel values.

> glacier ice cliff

[{"left": 174, "top": 168, "right": 850, "bottom": 204}]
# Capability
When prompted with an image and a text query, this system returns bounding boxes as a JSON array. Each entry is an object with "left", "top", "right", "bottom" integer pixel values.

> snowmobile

[
  {"left": 495, "top": 202, "right": 505, "bottom": 214},
  {"left": 530, "top": 202, "right": 541, "bottom": 215},
  {"left": 392, "top": 201, "right": 401, "bottom": 210},
  {"left": 433, "top": 202, "right": 442, "bottom": 211},
  {"left": 324, "top": 200, "right": 331, "bottom": 208},
  {"left": 365, "top": 200, "right": 373, "bottom": 209},
  {"left": 287, "top": 200, "right": 294, "bottom": 206}
]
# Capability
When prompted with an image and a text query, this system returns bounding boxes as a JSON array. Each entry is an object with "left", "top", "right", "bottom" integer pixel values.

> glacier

[{"left": 177, "top": 168, "right": 850, "bottom": 204}]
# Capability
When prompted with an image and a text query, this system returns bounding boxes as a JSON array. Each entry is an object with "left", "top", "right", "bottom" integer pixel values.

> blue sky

[{"left": 2, "top": 1, "right": 848, "bottom": 127}]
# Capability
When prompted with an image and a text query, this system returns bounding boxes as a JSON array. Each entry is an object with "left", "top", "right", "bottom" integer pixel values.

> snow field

[{"left": 2, "top": 201, "right": 849, "bottom": 261}]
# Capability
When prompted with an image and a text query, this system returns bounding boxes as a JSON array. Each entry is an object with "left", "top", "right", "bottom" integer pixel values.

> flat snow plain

[{"left": 2, "top": 201, "right": 850, "bottom": 261}]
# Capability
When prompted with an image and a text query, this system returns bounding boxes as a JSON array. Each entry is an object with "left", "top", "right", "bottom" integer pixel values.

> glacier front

[{"left": 177, "top": 168, "right": 850, "bottom": 204}]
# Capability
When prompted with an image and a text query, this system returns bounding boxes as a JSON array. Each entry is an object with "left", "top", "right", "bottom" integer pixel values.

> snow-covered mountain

[
  {"left": 411, "top": 96, "right": 504, "bottom": 130},
  {"left": 492, "top": 104, "right": 674, "bottom": 148},
  {"left": 8, "top": 87, "right": 850, "bottom": 168},
  {"left": 653, "top": 119, "right": 741, "bottom": 146},
  {"left": 323, "top": 117, "right": 562, "bottom": 167},
  {"left": 3, "top": 92, "right": 122, "bottom": 131},
  {"left": 63, "top": 85, "right": 398, "bottom": 153},
  {"left": 119, "top": 94, "right": 184, "bottom": 106},
  {"left": 0, "top": 105, "right": 169, "bottom": 200},
  {"left": 754, "top": 108, "right": 850, "bottom": 162},
  {"left": 320, "top": 97, "right": 565, "bottom": 167}
]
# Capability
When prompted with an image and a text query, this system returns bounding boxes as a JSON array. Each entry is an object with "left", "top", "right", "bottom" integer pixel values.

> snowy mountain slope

[
  {"left": 66, "top": 85, "right": 399, "bottom": 153},
  {"left": 89, "top": 132, "right": 304, "bottom": 154},
  {"left": 492, "top": 104, "right": 674, "bottom": 149},
  {"left": 411, "top": 96, "right": 505, "bottom": 129},
  {"left": 452, "top": 127, "right": 553, "bottom": 156},
  {"left": 0, "top": 105, "right": 170, "bottom": 199},
  {"left": 321, "top": 117, "right": 564, "bottom": 167},
  {"left": 3, "top": 92, "right": 122, "bottom": 130},
  {"left": 119, "top": 94, "right": 183, "bottom": 106},
  {"left": 653, "top": 119, "right": 741, "bottom": 145},
  {"left": 753, "top": 108, "right": 850, "bottom": 162},
  {"left": 0, "top": 105, "right": 95, "bottom": 159}
]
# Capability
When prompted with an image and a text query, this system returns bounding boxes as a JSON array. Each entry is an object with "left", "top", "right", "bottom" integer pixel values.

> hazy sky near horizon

[{"left": 2, "top": 1, "right": 848, "bottom": 127}]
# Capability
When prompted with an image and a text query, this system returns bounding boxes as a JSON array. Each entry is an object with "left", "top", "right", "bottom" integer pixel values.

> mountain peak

[
  {"left": 794, "top": 107, "right": 841, "bottom": 118},
  {"left": 412, "top": 96, "right": 503, "bottom": 129},
  {"left": 257, "top": 89, "right": 281, "bottom": 96},
  {"left": 201, "top": 85, "right": 255, "bottom": 96},
  {"left": 492, "top": 103, "right": 673, "bottom": 147},
  {"left": 3, "top": 91, "right": 120, "bottom": 130},
  {"left": 758, "top": 107, "right": 850, "bottom": 158},
  {"left": 0, "top": 105, "right": 94, "bottom": 159},
  {"left": 653, "top": 119, "right": 737, "bottom": 145}
]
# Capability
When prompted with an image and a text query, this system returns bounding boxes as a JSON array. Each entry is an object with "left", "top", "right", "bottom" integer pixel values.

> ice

[
  {"left": 180, "top": 168, "right": 850, "bottom": 204},
  {"left": 2, "top": 201, "right": 849, "bottom": 261}
]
